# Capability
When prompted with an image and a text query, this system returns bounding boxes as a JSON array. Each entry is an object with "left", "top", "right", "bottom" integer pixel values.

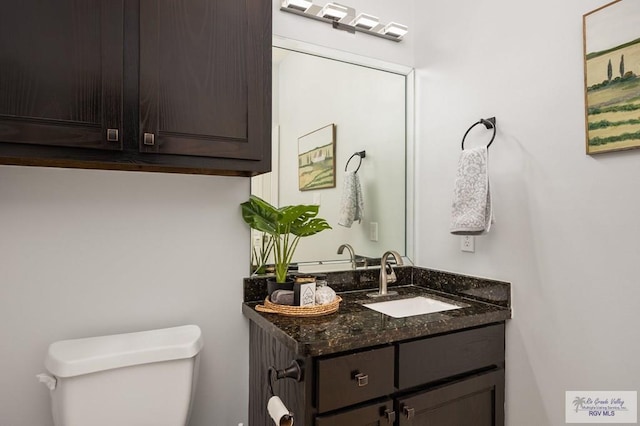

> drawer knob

[
  {"left": 403, "top": 406, "right": 415, "bottom": 419},
  {"left": 106, "top": 128, "right": 119, "bottom": 142},
  {"left": 143, "top": 132, "right": 155, "bottom": 146},
  {"left": 354, "top": 372, "right": 369, "bottom": 387},
  {"left": 383, "top": 408, "right": 396, "bottom": 424}
]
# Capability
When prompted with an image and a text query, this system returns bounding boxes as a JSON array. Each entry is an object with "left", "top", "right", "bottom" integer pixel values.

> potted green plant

[{"left": 241, "top": 195, "right": 331, "bottom": 293}]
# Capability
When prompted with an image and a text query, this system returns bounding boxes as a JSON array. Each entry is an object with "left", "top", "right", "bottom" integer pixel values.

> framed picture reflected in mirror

[{"left": 297, "top": 123, "right": 336, "bottom": 190}]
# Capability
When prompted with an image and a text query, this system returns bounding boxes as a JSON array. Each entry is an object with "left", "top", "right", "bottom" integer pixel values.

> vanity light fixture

[
  {"left": 279, "top": 0, "right": 408, "bottom": 42},
  {"left": 380, "top": 22, "right": 409, "bottom": 39},
  {"left": 282, "top": 0, "right": 312, "bottom": 12},
  {"left": 350, "top": 13, "right": 379, "bottom": 30},
  {"left": 320, "top": 3, "right": 348, "bottom": 20}
]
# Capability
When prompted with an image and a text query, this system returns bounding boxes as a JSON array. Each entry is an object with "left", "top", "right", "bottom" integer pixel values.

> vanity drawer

[
  {"left": 315, "top": 399, "right": 394, "bottom": 426},
  {"left": 316, "top": 346, "right": 394, "bottom": 413},
  {"left": 398, "top": 323, "right": 505, "bottom": 390}
]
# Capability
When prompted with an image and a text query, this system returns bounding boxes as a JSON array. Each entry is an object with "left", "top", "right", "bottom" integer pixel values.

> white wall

[
  {"left": 0, "top": 166, "right": 251, "bottom": 426},
  {"left": 413, "top": 1, "right": 640, "bottom": 425}
]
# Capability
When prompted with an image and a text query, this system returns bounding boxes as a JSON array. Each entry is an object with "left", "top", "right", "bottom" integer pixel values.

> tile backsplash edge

[
  {"left": 243, "top": 266, "right": 510, "bottom": 308},
  {"left": 412, "top": 267, "right": 511, "bottom": 309}
]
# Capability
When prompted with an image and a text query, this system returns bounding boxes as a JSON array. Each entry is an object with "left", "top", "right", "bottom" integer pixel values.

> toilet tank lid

[{"left": 45, "top": 325, "right": 203, "bottom": 378}]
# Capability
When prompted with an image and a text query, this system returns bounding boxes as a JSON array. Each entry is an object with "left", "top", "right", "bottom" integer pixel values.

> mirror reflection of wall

[{"left": 251, "top": 43, "right": 409, "bottom": 267}]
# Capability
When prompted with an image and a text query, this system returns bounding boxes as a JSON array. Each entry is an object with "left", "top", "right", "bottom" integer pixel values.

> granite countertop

[{"left": 242, "top": 267, "right": 512, "bottom": 357}]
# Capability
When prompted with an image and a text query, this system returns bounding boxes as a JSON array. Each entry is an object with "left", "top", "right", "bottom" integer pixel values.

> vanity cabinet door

[
  {"left": 139, "top": 0, "right": 271, "bottom": 170},
  {"left": 0, "top": 0, "right": 123, "bottom": 151},
  {"left": 397, "top": 369, "right": 505, "bottom": 426}
]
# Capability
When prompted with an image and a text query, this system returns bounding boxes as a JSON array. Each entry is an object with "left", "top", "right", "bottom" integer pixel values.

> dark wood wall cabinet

[
  {"left": 0, "top": 0, "right": 271, "bottom": 176},
  {"left": 250, "top": 322, "right": 506, "bottom": 426}
]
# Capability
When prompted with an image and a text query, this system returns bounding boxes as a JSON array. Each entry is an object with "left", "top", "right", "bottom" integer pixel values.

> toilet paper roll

[{"left": 267, "top": 396, "right": 294, "bottom": 426}]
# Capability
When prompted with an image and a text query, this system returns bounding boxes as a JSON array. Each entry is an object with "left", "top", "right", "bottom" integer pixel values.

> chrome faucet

[
  {"left": 368, "top": 250, "right": 403, "bottom": 298},
  {"left": 337, "top": 243, "right": 356, "bottom": 270}
]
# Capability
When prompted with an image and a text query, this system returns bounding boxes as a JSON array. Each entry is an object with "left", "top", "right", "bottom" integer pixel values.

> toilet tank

[{"left": 41, "top": 325, "right": 203, "bottom": 426}]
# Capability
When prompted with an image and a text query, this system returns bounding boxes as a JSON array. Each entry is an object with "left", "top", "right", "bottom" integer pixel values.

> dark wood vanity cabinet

[
  {"left": 250, "top": 322, "right": 505, "bottom": 426},
  {"left": 0, "top": 0, "right": 271, "bottom": 176}
]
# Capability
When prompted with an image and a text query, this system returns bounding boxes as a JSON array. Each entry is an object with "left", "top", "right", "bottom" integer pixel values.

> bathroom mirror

[{"left": 250, "top": 36, "right": 414, "bottom": 273}]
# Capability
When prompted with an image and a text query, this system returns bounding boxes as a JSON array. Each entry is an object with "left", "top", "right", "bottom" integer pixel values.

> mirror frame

[{"left": 255, "top": 36, "right": 415, "bottom": 272}]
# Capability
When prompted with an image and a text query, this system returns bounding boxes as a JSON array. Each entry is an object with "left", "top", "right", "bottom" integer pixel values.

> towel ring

[
  {"left": 461, "top": 117, "right": 496, "bottom": 150},
  {"left": 345, "top": 150, "right": 366, "bottom": 172}
]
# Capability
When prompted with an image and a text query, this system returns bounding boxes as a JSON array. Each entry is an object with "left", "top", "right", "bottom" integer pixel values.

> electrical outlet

[
  {"left": 369, "top": 222, "right": 379, "bottom": 241},
  {"left": 460, "top": 235, "right": 475, "bottom": 252}
]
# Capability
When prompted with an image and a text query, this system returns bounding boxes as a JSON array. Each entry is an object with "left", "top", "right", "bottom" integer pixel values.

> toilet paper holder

[
  {"left": 267, "top": 360, "right": 304, "bottom": 426},
  {"left": 268, "top": 359, "right": 304, "bottom": 391}
]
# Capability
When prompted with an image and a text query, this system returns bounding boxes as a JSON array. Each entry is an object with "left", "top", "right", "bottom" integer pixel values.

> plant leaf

[
  {"left": 240, "top": 195, "right": 281, "bottom": 236},
  {"left": 291, "top": 217, "right": 332, "bottom": 237},
  {"left": 278, "top": 204, "right": 318, "bottom": 225}
]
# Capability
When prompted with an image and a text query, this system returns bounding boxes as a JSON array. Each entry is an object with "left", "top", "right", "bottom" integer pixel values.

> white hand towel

[
  {"left": 338, "top": 171, "right": 364, "bottom": 228},
  {"left": 450, "top": 146, "right": 493, "bottom": 235}
]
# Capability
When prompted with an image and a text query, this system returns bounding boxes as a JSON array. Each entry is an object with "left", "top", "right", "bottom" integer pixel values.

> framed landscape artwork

[
  {"left": 583, "top": 0, "right": 640, "bottom": 154},
  {"left": 298, "top": 124, "right": 336, "bottom": 191}
]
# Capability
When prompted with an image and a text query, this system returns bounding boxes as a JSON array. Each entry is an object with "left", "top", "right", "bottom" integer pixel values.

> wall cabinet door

[
  {"left": 0, "top": 0, "right": 123, "bottom": 150},
  {"left": 398, "top": 369, "right": 505, "bottom": 426},
  {"left": 139, "top": 0, "right": 270, "bottom": 162}
]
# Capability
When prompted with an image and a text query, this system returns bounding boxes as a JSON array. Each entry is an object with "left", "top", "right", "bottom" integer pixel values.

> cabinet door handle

[
  {"left": 403, "top": 406, "right": 415, "bottom": 419},
  {"left": 383, "top": 408, "right": 396, "bottom": 424},
  {"left": 354, "top": 372, "right": 369, "bottom": 387},
  {"left": 106, "top": 128, "right": 119, "bottom": 142},
  {"left": 143, "top": 132, "right": 155, "bottom": 146}
]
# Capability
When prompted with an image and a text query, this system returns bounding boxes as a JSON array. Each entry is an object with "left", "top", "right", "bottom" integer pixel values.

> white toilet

[{"left": 38, "top": 325, "right": 203, "bottom": 426}]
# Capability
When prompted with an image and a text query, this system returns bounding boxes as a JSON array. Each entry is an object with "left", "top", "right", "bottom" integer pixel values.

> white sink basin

[{"left": 363, "top": 296, "right": 461, "bottom": 318}]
